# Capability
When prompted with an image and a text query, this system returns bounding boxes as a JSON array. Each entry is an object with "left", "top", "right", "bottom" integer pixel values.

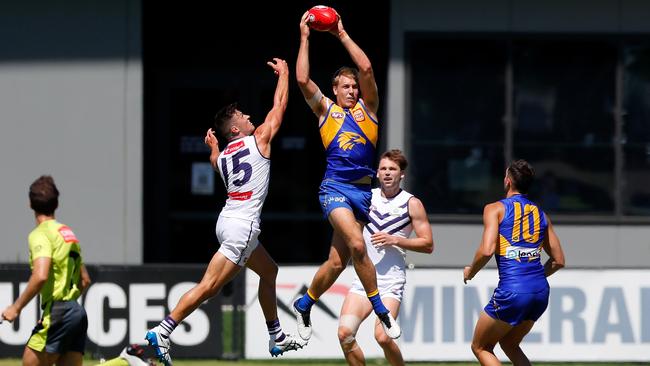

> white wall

[
  {"left": 0, "top": 1, "right": 142, "bottom": 264},
  {"left": 388, "top": 0, "right": 650, "bottom": 268}
]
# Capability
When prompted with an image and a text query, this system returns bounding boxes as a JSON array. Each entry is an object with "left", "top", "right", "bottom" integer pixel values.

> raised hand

[
  {"left": 267, "top": 58, "right": 288, "bottom": 77},
  {"left": 300, "top": 11, "right": 311, "bottom": 38}
]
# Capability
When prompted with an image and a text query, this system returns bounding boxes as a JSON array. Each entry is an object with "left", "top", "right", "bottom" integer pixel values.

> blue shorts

[
  {"left": 484, "top": 287, "right": 549, "bottom": 326},
  {"left": 319, "top": 179, "right": 371, "bottom": 222}
]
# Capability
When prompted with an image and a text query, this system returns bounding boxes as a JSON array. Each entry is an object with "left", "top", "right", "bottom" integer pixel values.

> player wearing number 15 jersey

[
  {"left": 463, "top": 160, "right": 566, "bottom": 366},
  {"left": 146, "top": 58, "right": 306, "bottom": 366}
]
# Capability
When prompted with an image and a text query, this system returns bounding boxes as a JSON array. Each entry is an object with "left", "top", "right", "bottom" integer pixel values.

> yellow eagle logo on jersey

[{"left": 337, "top": 132, "right": 366, "bottom": 151}]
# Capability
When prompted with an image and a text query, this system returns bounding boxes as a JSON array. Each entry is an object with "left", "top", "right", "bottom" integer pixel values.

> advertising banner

[
  {"left": 0, "top": 265, "right": 226, "bottom": 359},
  {"left": 245, "top": 267, "right": 650, "bottom": 362}
]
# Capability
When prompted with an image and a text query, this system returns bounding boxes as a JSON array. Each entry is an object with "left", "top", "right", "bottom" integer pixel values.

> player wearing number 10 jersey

[
  {"left": 463, "top": 160, "right": 566, "bottom": 366},
  {"left": 145, "top": 58, "right": 306, "bottom": 366}
]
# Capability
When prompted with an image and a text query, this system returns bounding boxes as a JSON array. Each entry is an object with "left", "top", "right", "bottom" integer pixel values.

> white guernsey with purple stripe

[{"left": 350, "top": 188, "right": 414, "bottom": 300}]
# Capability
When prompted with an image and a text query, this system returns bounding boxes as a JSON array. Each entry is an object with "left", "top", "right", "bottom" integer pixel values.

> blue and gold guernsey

[
  {"left": 319, "top": 98, "right": 378, "bottom": 183},
  {"left": 496, "top": 194, "right": 549, "bottom": 293}
]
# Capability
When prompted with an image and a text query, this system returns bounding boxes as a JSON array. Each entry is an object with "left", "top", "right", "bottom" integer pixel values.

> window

[
  {"left": 514, "top": 40, "right": 616, "bottom": 214},
  {"left": 623, "top": 44, "right": 650, "bottom": 215},
  {"left": 410, "top": 39, "right": 506, "bottom": 214},
  {"left": 408, "top": 35, "right": 650, "bottom": 220}
]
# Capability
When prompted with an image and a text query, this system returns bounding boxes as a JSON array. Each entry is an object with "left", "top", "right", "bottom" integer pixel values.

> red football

[{"left": 307, "top": 5, "right": 339, "bottom": 32}]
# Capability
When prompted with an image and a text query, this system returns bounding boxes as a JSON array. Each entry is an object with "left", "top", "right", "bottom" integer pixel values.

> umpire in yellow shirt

[{"left": 2, "top": 175, "right": 91, "bottom": 366}]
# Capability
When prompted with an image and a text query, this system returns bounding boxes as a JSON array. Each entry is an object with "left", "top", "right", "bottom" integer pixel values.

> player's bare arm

[
  {"left": 330, "top": 13, "right": 379, "bottom": 116},
  {"left": 297, "top": 11, "right": 327, "bottom": 119},
  {"left": 371, "top": 197, "right": 433, "bottom": 253},
  {"left": 1, "top": 256, "right": 51, "bottom": 322},
  {"left": 254, "top": 57, "right": 289, "bottom": 156},
  {"left": 204, "top": 128, "right": 220, "bottom": 170},
  {"left": 79, "top": 264, "right": 92, "bottom": 294},
  {"left": 463, "top": 202, "right": 502, "bottom": 284},
  {"left": 542, "top": 214, "right": 566, "bottom": 277}
]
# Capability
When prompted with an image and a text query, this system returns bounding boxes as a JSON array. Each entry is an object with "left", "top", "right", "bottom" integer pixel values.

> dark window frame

[{"left": 406, "top": 32, "right": 650, "bottom": 224}]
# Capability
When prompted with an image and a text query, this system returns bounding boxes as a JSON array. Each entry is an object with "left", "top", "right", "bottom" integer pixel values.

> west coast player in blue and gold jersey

[
  {"left": 463, "top": 160, "right": 566, "bottom": 366},
  {"left": 293, "top": 10, "right": 401, "bottom": 341}
]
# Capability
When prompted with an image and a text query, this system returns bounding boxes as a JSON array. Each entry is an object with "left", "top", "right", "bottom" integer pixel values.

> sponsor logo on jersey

[
  {"left": 224, "top": 140, "right": 245, "bottom": 155},
  {"left": 331, "top": 111, "right": 345, "bottom": 119},
  {"left": 391, "top": 207, "right": 406, "bottom": 216},
  {"left": 58, "top": 226, "right": 78, "bottom": 243},
  {"left": 337, "top": 131, "right": 367, "bottom": 151},
  {"left": 505, "top": 245, "right": 541, "bottom": 262},
  {"left": 228, "top": 191, "right": 253, "bottom": 200},
  {"left": 353, "top": 108, "right": 364, "bottom": 122}
]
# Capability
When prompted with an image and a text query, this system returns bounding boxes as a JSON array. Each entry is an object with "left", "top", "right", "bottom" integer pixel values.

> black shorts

[{"left": 28, "top": 300, "right": 88, "bottom": 354}]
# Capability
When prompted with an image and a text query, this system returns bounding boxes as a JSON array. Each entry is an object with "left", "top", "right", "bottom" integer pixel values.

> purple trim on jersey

[
  {"left": 367, "top": 193, "right": 409, "bottom": 220},
  {"left": 252, "top": 135, "right": 270, "bottom": 160},
  {"left": 366, "top": 214, "right": 411, "bottom": 235},
  {"left": 319, "top": 102, "right": 335, "bottom": 129},
  {"left": 386, "top": 220, "right": 411, "bottom": 235},
  {"left": 371, "top": 210, "right": 394, "bottom": 220},
  {"left": 358, "top": 98, "right": 379, "bottom": 125},
  {"left": 368, "top": 211, "right": 410, "bottom": 231}
]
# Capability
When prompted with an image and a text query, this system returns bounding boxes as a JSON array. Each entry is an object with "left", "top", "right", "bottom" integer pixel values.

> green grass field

[{"left": 0, "top": 360, "right": 646, "bottom": 366}]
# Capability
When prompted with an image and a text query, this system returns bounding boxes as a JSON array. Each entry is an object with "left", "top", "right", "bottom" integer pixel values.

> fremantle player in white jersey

[
  {"left": 145, "top": 58, "right": 306, "bottom": 366},
  {"left": 337, "top": 150, "right": 434, "bottom": 366}
]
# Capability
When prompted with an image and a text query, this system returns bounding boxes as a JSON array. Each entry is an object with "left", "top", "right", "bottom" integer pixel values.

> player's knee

[
  {"left": 338, "top": 326, "right": 354, "bottom": 344},
  {"left": 374, "top": 330, "right": 392, "bottom": 348},
  {"left": 470, "top": 340, "right": 492, "bottom": 356},
  {"left": 338, "top": 314, "right": 362, "bottom": 348},
  {"left": 338, "top": 327, "right": 357, "bottom": 353},
  {"left": 470, "top": 342, "right": 480, "bottom": 357},
  {"left": 349, "top": 240, "right": 367, "bottom": 260}
]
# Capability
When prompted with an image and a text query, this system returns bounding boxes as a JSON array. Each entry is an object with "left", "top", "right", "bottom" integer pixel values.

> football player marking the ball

[
  {"left": 463, "top": 160, "right": 566, "bottom": 366},
  {"left": 293, "top": 6, "right": 401, "bottom": 341},
  {"left": 338, "top": 150, "right": 433, "bottom": 366},
  {"left": 145, "top": 58, "right": 306, "bottom": 366}
]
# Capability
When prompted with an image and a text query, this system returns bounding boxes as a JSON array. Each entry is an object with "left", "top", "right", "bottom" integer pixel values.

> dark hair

[
  {"left": 507, "top": 159, "right": 535, "bottom": 194},
  {"left": 380, "top": 149, "right": 408, "bottom": 170},
  {"left": 214, "top": 103, "right": 238, "bottom": 139},
  {"left": 331, "top": 66, "right": 359, "bottom": 87},
  {"left": 29, "top": 175, "right": 59, "bottom": 215}
]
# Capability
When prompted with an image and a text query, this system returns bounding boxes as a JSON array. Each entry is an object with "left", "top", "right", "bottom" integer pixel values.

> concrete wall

[
  {"left": 0, "top": 1, "right": 142, "bottom": 264},
  {"left": 390, "top": 0, "right": 650, "bottom": 268}
]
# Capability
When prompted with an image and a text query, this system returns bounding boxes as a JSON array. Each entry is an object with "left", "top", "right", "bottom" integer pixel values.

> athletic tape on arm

[{"left": 306, "top": 88, "right": 323, "bottom": 110}]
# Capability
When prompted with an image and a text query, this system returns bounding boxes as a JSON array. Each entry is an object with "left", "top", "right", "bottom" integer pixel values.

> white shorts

[
  {"left": 349, "top": 275, "right": 406, "bottom": 302},
  {"left": 215, "top": 216, "right": 260, "bottom": 266}
]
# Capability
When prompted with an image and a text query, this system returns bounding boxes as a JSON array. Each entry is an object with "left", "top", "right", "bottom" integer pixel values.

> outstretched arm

[
  {"left": 297, "top": 11, "right": 327, "bottom": 118},
  {"left": 329, "top": 14, "right": 379, "bottom": 116},
  {"left": 371, "top": 197, "right": 433, "bottom": 253},
  {"left": 254, "top": 58, "right": 289, "bottom": 155},
  {"left": 464, "top": 202, "right": 502, "bottom": 283},
  {"left": 542, "top": 214, "right": 565, "bottom": 277}
]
